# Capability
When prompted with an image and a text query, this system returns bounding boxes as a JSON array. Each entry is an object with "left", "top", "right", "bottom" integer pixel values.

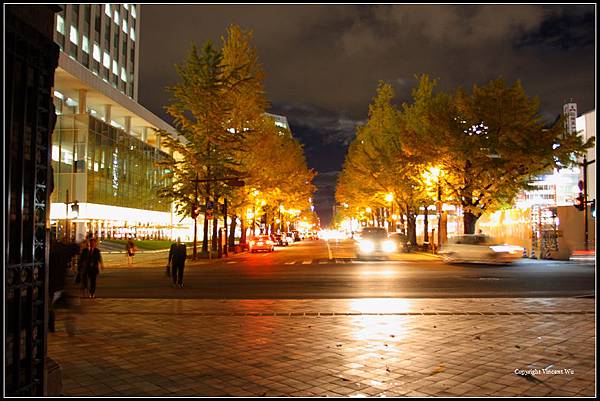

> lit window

[
  {"left": 131, "top": 5, "right": 136, "bottom": 18},
  {"left": 121, "top": 67, "right": 127, "bottom": 82},
  {"left": 114, "top": 10, "right": 119, "bottom": 24},
  {"left": 112, "top": 60, "right": 118, "bottom": 75},
  {"left": 82, "top": 35, "right": 89, "bottom": 53},
  {"left": 124, "top": 4, "right": 129, "bottom": 10},
  {"left": 93, "top": 43, "right": 101, "bottom": 61},
  {"left": 103, "top": 51, "right": 110, "bottom": 68},
  {"left": 52, "top": 145, "right": 60, "bottom": 162},
  {"left": 130, "top": 27, "right": 135, "bottom": 41},
  {"left": 57, "top": 14, "right": 65, "bottom": 34},
  {"left": 69, "top": 26, "right": 78, "bottom": 45},
  {"left": 122, "top": 19, "right": 128, "bottom": 34},
  {"left": 105, "top": 4, "right": 111, "bottom": 17}
]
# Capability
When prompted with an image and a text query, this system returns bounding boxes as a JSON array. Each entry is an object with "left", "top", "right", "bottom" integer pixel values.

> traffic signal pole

[
  {"left": 581, "top": 156, "right": 595, "bottom": 251},
  {"left": 582, "top": 157, "right": 589, "bottom": 250}
]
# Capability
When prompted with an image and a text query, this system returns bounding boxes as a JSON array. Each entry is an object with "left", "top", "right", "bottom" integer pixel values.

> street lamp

[
  {"left": 64, "top": 189, "right": 79, "bottom": 243},
  {"left": 385, "top": 193, "right": 394, "bottom": 232},
  {"left": 425, "top": 166, "right": 443, "bottom": 252}
]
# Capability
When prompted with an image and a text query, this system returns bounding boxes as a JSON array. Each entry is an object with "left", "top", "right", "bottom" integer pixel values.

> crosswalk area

[{"left": 223, "top": 258, "right": 405, "bottom": 266}]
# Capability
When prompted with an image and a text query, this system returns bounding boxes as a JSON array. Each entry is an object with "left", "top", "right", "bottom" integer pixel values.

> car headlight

[
  {"left": 490, "top": 245, "right": 524, "bottom": 254},
  {"left": 359, "top": 240, "right": 375, "bottom": 253},
  {"left": 382, "top": 240, "right": 396, "bottom": 253}
]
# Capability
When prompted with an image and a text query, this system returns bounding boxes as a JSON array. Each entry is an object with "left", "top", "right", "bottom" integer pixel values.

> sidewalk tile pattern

[{"left": 49, "top": 298, "right": 595, "bottom": 397}]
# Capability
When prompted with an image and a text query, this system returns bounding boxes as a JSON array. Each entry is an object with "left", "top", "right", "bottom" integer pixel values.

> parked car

[
  {"left": 291, "top": 231, "right": 302, "bottom": 242},
  {"left": 439, "top": 234, "right": 524, "bottom": 264},
  {"left": 354, "top": 227, "right": 397, "bottom": 260},
  {"left": 272, "top": 234, "right": 289, "bottom": 246},
  {"left": 249, "top": 235, "right": 275, "bottom": 253},
  {"left": 389, "top": 232, "right": 411, "bottom": 253}
]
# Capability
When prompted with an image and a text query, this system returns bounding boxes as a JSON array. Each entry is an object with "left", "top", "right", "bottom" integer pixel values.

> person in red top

[{"left": 126, "top": 237, "right": 137, "bottom": 266}]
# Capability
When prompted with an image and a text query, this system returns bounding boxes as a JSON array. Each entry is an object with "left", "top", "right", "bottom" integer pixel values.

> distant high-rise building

[
  {"left": 515, "top": 102, "right": 582, "bottom": 209},
  {"left": 563, "top": 99, "right": 577, "bottom": 135}
]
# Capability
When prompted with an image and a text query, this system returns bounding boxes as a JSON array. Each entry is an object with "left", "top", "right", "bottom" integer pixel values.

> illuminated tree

[{"left": 403, "top": 75, "right": 595, "bottom": 233}]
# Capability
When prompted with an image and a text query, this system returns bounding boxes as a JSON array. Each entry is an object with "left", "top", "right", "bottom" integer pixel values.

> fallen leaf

[
  {"left": 515, "top": 345, "right": 521, "bottom": 349},
  {"left": 390, "top": 335, "right": 395, "bottom": 338},
  {"left": 384, "top": 344, "right": 388, "bottom": 347},
  {"left": 336, "top": 344, "right": 343, "bottom": 347},
  {"left": 431, "top": 364, "right": 445, "bottom": 374},
  {"left": 386, "top": 366, "right": 391, "bottom": 372},
  {"left": 475, "top": 335, "right": 481, "bottom": 340}
]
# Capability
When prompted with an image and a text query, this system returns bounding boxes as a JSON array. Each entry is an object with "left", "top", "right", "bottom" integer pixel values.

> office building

[{"left": 50, "top": 4, "right": 189, "bottom": 242}]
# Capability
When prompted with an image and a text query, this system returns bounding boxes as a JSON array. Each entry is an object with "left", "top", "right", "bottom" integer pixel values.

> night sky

[{"left": 138, "top": 4, "right": 595, "bottom": 227}]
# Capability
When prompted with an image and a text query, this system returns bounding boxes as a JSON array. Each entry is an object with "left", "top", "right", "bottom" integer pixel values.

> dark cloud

[{"left": 138, "top": 4, "right": 595, "bottom": 226}]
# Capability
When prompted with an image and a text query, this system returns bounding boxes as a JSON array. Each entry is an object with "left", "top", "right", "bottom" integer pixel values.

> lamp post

[
  {"left": 385, "top": 193, "right": 394, "bottom": 232},
  {"left": 64, "top": 189, "right": 79, "bottom": 243},
  {"left": 427, "top": 166, "right": 443, "bottom": 253}
]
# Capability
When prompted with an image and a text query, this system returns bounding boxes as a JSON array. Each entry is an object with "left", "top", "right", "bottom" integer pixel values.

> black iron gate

[{"left": 5, "top": 6, "right": 60, "bottom": 396}]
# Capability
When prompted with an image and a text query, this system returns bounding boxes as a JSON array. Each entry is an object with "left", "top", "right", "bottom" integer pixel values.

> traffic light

[{"left": 574, "top": 193, "right": 585, "bottom": 211}]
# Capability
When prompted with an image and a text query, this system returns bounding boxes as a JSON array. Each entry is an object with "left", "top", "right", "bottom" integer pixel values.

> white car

[{"left": 439, "top": 234, "right": 523, "bottom": 264}]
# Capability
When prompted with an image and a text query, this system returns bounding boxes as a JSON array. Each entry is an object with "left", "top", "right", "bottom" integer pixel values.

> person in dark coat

[
  {"left": 80, "top": 237, "right": 104, "bottom": 298},
  {"left": 48, "top": 239, "right": 80, "bottom": 332},
  {"left": 168, "top": 238, "right": 187, "bottom": 288}
]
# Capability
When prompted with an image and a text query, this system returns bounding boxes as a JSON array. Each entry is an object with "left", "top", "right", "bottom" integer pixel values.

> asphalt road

[{"left": 85, "top": 239, "right": 595, "bottom": 299}]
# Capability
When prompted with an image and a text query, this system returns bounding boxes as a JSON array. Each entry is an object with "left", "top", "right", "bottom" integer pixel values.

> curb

[{"left": 411, "top": 251, "right": 443, "bottom": 259}]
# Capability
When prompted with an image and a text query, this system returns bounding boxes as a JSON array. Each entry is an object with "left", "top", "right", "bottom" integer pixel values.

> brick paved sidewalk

[{"left": 48, "top": 298, "right": 596, "bottom": 397}]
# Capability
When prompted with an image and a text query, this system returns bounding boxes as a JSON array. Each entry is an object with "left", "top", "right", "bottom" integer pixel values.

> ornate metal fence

[{"left": 5, "top": 6, "right": 60, "bottom": 396}]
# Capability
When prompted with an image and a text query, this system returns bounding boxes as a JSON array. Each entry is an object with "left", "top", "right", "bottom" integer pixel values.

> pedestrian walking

[
  {"left": 126, "top": 237, "right": 137, "bottom": 266},
  {"left": 80, "top": 237, "right": 105, "bottom": 298},
  {"left": 168, "top": 238, "right": 187, "bottom": 288}
]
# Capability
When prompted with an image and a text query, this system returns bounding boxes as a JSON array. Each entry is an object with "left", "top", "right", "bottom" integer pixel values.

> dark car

[
  {"left": 272, "top": 234, "right": 289, "bottom": 246},
  {"left": 354, "top": 227, "right": 397, "bottom": 260},
  {"left": 389, "top": 232, "right": 410, "bottom": 253},
  {"left": 291, "top": 231, "right": 302, "bottom": 242}
]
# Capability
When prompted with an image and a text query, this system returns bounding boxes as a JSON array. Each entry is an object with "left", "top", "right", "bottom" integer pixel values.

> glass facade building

[
  {"left": 49, "top": 4, "right": 192, "bottom": 242},
  {"left": 51, "top": 114, "right": 171, "bottom": 212}
]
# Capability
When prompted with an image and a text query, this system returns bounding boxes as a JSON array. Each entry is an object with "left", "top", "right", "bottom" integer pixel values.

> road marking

[
  {"left": 326, "top": 240, "right": 333, "bottom": 260},
  {"left": 302, "top": 260, "right": 311, "bottom": 264},
  {"left": 284, "top": 261, "right": 295, "bottom": 265},
  {"left": 319, "top": 260, "right": 327, "bottom": 264},
  {"left": 226, "top": 261, "right": 237, "bottom": 264}
]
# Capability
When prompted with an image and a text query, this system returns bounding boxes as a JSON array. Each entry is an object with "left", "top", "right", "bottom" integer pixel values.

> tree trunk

[
  {"left": 463, "top": 210, "right": 478, "bottom": 234},
  {"left": 202, "top": 198, "right": 209, "bottom": 253},
  {"left": 406, "top": 212, "right": 417, "bottom": 248},
  {"left": 240, "top": 218, "right": 247, "bottom": 245},
  {"left": 423, "top": 204, "right": 429, "bottom": 243},
  {"left": 212, "top": 209, "right": 218, "bottom": 252},
  {"left": 229, "top": 215, "right": 237, "bottom": 247}
]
